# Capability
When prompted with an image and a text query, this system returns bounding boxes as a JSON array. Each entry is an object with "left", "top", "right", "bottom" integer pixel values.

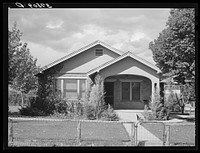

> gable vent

[{"left": 95, "top": 48, "right": 104, "bottom": 56}]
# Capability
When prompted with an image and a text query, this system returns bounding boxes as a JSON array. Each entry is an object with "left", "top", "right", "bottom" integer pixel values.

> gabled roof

[
  {"left": 38, "top": 40, "right": 124, "bottom": 74},
  {"left": 87, "top": 51, "right": 160, "bottom": 75}
]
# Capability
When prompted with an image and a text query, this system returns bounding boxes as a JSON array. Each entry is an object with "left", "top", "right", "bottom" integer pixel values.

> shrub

[
  {"left": 83, "top": 101, "right": 96, "bottom": 120},
  {"left": 99, "top": 105, "right": 119, "bottom": 121},
  {"left": 8, "top": 87, "right": 22, "bottom": 106},
  {"left": 50, "top": 111, "right": 68, "bottom": 119},
  {"left": 144, "top": 88, "right": 170, "bottom": 120},
  {"left": 19, "top": 106, "right": 46, "bottom": 116},
  {"left": 166, "top": 91, "right": 181, "bottom": 112},
  {"left": 54, "top": 99, "right": 68, "bottom": 114}
]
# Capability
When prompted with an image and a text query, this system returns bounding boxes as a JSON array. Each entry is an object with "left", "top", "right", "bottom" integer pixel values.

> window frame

[{"left": 56, "top": 78, "right": 87, "bottom": 100}]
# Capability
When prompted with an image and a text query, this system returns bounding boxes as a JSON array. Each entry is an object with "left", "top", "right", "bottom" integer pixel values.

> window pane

[
  {"left": 64, "top": 80, "right": 77, "bottom": 90},
  {"left": 122, "top": 82, "right": 130, "bottom": 100},
  {"left": 80, "top": 79, "right": 86, "bottom": 98},
  {"left": 132, "top": 82, "right": 140, "bottom": 101},
  {"left": 64, "top": 79, "right": 77, "bottom": 99}
]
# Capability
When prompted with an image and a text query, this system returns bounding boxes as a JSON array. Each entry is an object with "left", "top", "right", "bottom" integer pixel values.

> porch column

[
  {"left": 61, "top": 79, "right": 64, "bottom": 98},
  {"left": 151, "top": 80, "right": 160, "bottom": 100}
]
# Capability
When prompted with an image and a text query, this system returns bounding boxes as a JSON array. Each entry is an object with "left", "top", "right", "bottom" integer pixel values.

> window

[
  {"left": 122, "top": 82, "right": 130, "bottom": 100},
  {"left": 64, "top": 79, "right": 77, "bottom": 99},
  {"left": 80, "top": 80, "right": 86, "bottom": 98},
  {"left": 132, "top": 82, "right": 140, "bottom": 101},
  {"left": 56, "top": 79, "right": 86, "bottom": 100},
  {"left": 121, "top": 82, "right": 140, "bottom": 101},
  {"left": 95, "top": 48, "right": 103, "bottom": 56}
]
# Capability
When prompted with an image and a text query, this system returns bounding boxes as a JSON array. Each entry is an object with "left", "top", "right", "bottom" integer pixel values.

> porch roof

[{"left": 87, "top": 51, "right": 161, "bottom": 76}]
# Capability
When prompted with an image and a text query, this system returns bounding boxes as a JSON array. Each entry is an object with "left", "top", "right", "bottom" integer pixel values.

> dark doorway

[{"left": 104, "top": 82, "right": 114, "bottom": 106}]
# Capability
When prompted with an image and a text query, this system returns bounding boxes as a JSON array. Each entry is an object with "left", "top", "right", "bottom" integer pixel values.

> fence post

[
  {"left": 165, "top": 125, "right": 170, "bottom": 146},
  {"left": 130, "top": 122, "right": 135, "bottom": 146},
  {"left": 134, "top": 122, "right": 138, "bottom": 146},
  {"left": 9, "top": 119, "right": 14, "bottom": 145},
  {"left": 77, "top": 120, "right": 81, "bottom": 145}
]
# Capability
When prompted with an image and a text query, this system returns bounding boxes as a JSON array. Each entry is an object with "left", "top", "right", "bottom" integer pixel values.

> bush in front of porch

[
  {"left": 143, "top": 88, "right": 170, "bottom": 121},
  {"left": 84, "top": 74, "right": 119, "bottom": 121}
]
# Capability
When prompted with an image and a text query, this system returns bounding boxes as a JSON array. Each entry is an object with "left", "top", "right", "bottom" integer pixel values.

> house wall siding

[{"left": 57, "top": 45, "right": 120, "bottom": 74}]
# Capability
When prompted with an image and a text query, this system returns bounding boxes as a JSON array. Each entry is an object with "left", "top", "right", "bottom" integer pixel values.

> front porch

[{"left": 104, "top": 74, "right": 153, "bottom": 110}]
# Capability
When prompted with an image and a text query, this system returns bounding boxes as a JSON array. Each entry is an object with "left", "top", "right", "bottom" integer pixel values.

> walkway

[{"left": 115, "top": 110, "right": 163, "bottom": 146}]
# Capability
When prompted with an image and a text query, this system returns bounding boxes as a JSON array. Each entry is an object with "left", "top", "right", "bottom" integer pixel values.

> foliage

[
  {"left": 166, "top": 91, "right": 181, "bottom": 112},
  {"left": 8, "top": 86, "right": 37, "bottom": 106},
  {"left": 8, "top": 86, "right": 22, "bottom": 106},
  {"left": 34, "top": 63, "right": 63, "bottom": 115},
  {"left": 8, "top": 22, "right": 22, "bottom": 84},
  {"left": 85, "top": 77, "right": 94, "bottom": 102},
  {"left": 145, "top": 88, "right": 170, "bottom": 120},
  {"left": 54, "top": 94, "right": 67, "bottom": 114},
  {"left": 88, "top": 74, "right": 106, "bottom": 119},
  {"left": 164, "top": 80, "right": 195, "bottom": 114},
  {"left": 19, "top": 106, "right": 46, "bottom": 116},
  {"left": 149, "top": 8, "right": 195, "bottom": 84},
  {"left": 8, "top": 22, "right": 40, "bottom": 94},
  {"left": 83, "top": 101, "right": 96, "bottom": 120},
  {"left": 181, "top": 82, "right": 195, "bottom": 104},
  {"left": 100, "top": 104, "right": 119, "bottom": 121}
]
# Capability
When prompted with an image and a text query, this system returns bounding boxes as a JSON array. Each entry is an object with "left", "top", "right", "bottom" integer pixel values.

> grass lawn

[
  {"left": 8, "top": 118, "right": 131, "bottom": 146},
  {"left": 140, "top": 112, "right": 195, "bottom": 146}
]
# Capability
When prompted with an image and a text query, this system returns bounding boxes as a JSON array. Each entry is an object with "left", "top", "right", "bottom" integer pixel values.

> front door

[{"left": 104, "top": 82, "right": 114, "bottom": 107}]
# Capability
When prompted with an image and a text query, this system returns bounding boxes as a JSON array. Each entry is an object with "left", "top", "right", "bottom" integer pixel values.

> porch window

[
  {"left": 122, "top": 82, "right": 130, "bottom": 100},
  {"left": 132, "top": 82, "right": 140, "bottom": 101},
  {"left": 121, "top": 82, "right": 140, "bottom": 101}
]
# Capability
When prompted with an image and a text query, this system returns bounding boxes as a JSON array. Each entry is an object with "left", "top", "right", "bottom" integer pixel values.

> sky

[{"left": 8, "top": 8, "right": 171, "bottom": 67}]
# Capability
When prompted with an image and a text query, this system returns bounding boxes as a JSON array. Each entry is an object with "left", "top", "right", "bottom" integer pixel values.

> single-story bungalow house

[{"left": 36, "top": 40, "right": 162, "bottom": 109}]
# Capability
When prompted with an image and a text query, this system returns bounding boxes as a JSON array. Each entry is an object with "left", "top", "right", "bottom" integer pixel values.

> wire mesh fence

[
  {"left": 8, "top": 117, "right": 196, "bottom": 147},
  {"left": 8, "top": 118, "right": 134, "bottom": 147},
  {"left": 166, "top": 123, "right": 195, "bottom": 146}
]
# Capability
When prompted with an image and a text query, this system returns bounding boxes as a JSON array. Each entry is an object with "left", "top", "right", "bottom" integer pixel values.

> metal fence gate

[{"left": 135, "top": 121, "right": 166, "bottom": 146}]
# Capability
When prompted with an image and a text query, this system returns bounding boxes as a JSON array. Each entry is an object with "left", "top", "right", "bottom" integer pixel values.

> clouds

[{"left": 8, "top": 8, "right": 170, "bottom": 66}]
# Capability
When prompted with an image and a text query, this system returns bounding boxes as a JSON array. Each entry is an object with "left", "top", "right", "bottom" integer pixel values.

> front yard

[{"left": 8, "top": 118, "right": 131, "bottom": 146}]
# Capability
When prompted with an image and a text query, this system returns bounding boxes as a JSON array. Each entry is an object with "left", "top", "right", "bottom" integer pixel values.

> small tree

[
  {"left": 88, "top": 74, "right": 105, "bottom": 119},
  {"left": 148, "top": 87, "right": 170, "bottom": 120},
  {"left": 8, "top": 22, "right": 40, "bottom": 106}
]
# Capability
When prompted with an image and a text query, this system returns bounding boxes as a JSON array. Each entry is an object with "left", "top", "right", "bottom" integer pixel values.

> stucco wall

[{"left": 57, "top": 45, "right": 120, "bottom": 74}]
